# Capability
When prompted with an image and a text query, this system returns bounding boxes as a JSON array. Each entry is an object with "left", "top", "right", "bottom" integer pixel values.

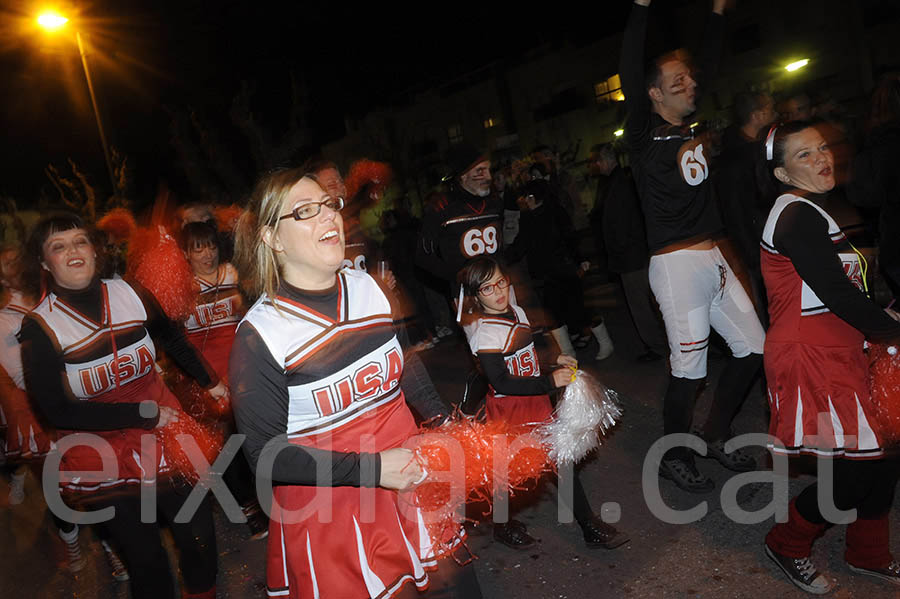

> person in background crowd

[
  {"left": 847, "top": 72, "right": 900, "bottom": 295},
  {"left": 621, "top": 0, "right": 765, "bottom": 493},
  {"left": 230, "top": 168, "right": 480, "bottom": 598},
  {"left": 418, "top": 144, "right": 503, "bottom": 291},
  {"left": 508, "top": 179, "right": 614, "bottom": 360},
  {"left": 588, "top": 143, "right": 667, "bottom": 362},
  {"left": 715, "top": 91, "right": 778, "bottom": 325},
  {"left": 20, "top": 214, "right": 224, "bottom": 599},
  {"left": 778, "top": 92, "right": 812, "bottom": 123},
  {"left": 758, "top": 120, "right": 900, "bottom": 594}
]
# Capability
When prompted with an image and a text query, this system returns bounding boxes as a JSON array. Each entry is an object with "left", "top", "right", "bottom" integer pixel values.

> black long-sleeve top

[
  {"left": 478, "top": 351, "right": 555, "bottom": 397},
  {"left": 621, "top": 2, "right": 725, "bottom": 253},
  {"left": 20, "top": 277, "right": 216, "bottom": 431},
  {"left": 771, "top": 199, "right": 900, "bottom": 344},
  {"left": 506, "top": 201, "right": 582, "bottom": 279}
]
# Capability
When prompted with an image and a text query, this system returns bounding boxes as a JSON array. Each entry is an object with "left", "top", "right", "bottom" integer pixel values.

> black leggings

[
  {"left": 98, "top": 486, "right": 218, "bottom": 599},
  {"left": 499, "top": 468, "right": 595, "bottom": 527},
  {"left": 795, "top": 458, "right": 900, "bottom": 524},
  {"left": 394, "top": 556, "right": 482, "bottom": 599}
]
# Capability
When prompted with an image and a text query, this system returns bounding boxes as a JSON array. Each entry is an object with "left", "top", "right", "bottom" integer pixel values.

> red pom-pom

[
  {"left": 156, "top": 413, "right": 223, "bottom": 483},
  {"left": 869, "top": 344, "right": 900, "bottom": 445},
  {"left": 344, "top": 159, "right": 393, "bottom": 202},
  {"left": 97, "top": 208, "right": 137, "bottom": 244},
  {"left": 214, "top": 204, "right": 243, "bottom": 233},
  {"left": 128, "top": 226, "right": 196, "bottom": 320}
]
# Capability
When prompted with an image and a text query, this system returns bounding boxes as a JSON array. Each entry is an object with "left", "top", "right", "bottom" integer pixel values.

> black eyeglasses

[
  {"left": 478, "top": 277, "right": 509, "bottom": 296},
  {"left": 279, "top": 197, "right": 344, "bottom": 221}
]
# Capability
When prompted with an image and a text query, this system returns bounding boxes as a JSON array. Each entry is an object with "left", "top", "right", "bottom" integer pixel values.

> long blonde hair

[{"left": 234, "top": 167, "right": 315, "bottom": 301}]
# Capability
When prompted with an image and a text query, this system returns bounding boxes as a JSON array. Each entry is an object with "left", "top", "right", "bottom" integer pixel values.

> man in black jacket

[{"left": 589, "top": 143, "right": 666, "bottom": 362}]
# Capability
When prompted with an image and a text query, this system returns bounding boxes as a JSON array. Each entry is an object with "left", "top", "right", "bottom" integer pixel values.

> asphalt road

[{"left": 2, "top": 279, "right": 899, "bottom": 598}]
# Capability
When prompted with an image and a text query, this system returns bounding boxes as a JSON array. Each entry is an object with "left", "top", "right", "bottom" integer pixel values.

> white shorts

[{"left": 649, "top": 246, "right": 765, "bottom": 379}]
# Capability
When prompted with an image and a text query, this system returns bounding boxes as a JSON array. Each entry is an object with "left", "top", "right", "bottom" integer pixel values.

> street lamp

[
  {"left": 785, "top": 59, "right": 810, "bottom": 73},
  {"left": 36, "top": 11, "right": 116, "bottom": 194}
]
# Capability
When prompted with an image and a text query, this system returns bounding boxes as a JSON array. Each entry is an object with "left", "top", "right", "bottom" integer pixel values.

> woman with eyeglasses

[
  {"left": 457, "top": 256, "right": 629, "bottom": 551},
  {"left": 229, "top": 169, "right": 481, "bottom": 599},
  {"left": 758, "top": 121, "right": 900, "bottom": 593}
]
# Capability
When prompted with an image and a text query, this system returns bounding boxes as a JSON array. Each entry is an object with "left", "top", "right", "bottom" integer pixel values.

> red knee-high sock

[
  {"left": 846, "top": 515, "right": 893, "bottom": 570},
  {"left": 183, "top": 586, "right": 216, "bottom": 599},
  {"left": 766, "top": 499, "right": 825, "bottom": 559}
]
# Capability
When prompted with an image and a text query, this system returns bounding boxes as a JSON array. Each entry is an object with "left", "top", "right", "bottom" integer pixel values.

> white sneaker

[
  {"left": 8, "top": 471, "right": 25, "bottom": 505},
  {"left": 592, "top": 322, "right": 614, "bottom": 360}
]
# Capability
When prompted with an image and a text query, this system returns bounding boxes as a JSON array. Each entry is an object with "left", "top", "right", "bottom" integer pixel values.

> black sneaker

[
  {"left": 848, "top": 561, "right": 900, "bottom": 586},
  {"left": 493, "top": 520, "right": 536, "bottom": 550},
  {"left": 659, "top": 458, "right": 715, "bottom": 493},
  {"left": 702, "top": 438, "right": 757, "bottom": 472},
  {"left": 579, "top": 517, "right": 630, "bottom": 549},
  {"left": 765, "top": 544, "right": 832, "bottom": 594}
]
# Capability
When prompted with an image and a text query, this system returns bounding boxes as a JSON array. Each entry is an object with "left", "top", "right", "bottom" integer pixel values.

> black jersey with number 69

[{"left": 420, "top": 189, "right": 504, "bottom": 282}]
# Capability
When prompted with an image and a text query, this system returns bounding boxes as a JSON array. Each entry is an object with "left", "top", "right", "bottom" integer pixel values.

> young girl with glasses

[{"left": 457, "top": 256, "right": 629, "bottom": 551}]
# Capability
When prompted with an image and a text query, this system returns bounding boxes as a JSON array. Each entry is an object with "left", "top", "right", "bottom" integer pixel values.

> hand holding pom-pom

[{"left": 538, "top": 369, "right": 622, "bottom": 466}]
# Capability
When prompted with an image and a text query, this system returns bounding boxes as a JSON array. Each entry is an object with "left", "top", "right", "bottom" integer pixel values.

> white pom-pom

[
  {"left": 538, "top": 370, "right": 622, "bottom": 466},
  {"left": 888, "top": 346, "right": 898, "bottom": 356}
]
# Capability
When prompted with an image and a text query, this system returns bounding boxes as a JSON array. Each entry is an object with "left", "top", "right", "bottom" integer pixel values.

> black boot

[
  {"left": 579, "top": 517, "right": 630, "bottom": 549},
  {"left": 493, "top": 520, "right": 536, "bottom": 550}
]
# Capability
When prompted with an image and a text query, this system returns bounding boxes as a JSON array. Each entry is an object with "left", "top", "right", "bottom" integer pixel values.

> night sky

[{"left": 0, "top": 1, "right": 634, "bottom": 203}]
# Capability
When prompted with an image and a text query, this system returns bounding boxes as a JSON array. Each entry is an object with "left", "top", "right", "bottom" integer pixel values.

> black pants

[
  {"left": 499, "top": 468, "right": 595, "bottom": 528},
  {"left": 796, "top": 458, "right": 900, "bottom": 524},
  {"left": 220, "top": 446, "right": 256, "bottom": 508},
  {"left": 97, "top": 485, "right": 218, "bottom": 599}
]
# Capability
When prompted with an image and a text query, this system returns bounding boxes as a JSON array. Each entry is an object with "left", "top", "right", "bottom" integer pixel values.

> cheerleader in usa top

[
  {"left": 457, "top": 256, "right": 630, "bottom": 551},
  {"left": 759, "top": 121, "right": 900, "bottom": 594},
  {"left": 18, "top": 215, "right": 226, "bottom": 502},
  {"left": 759, "top": 123, "right": 900, "bottom": 459},
  {"left": 229, "top": 170, "right": 480, "bottom": 599}
]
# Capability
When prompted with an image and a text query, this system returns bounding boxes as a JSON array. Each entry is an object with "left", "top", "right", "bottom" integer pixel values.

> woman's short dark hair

[
  {"left": 23, "top": 212, "right": 103, "bottom": 296},
  {"left": 180, "top": 220, "right": 219, "bottom": 252},
  {"left": 755, "top": 120, "right": 815, "bottom": 201}
]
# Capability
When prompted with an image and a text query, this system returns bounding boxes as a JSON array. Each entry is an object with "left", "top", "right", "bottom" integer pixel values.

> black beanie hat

[{"left": 443, "top": 143, "right": 488, "bottom": 182}]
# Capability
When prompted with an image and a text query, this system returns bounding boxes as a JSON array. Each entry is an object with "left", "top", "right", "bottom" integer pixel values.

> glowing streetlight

[
  {"left": 35, "top": 11, "right": 116, "bottom": 193},
  {"left": 37, "top": 12, "right": 68, "bottom": 31},
  {"left": 614, "top": 129, "right": 624, "bottom": 137},
  {"left": 785, "top": 59, "right": 809, "bottom": 72}
]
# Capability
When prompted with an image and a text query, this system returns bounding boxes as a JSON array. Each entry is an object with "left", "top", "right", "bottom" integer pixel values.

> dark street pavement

[{"left": 2, "top": 276, "right": 899, "bottom": 598}]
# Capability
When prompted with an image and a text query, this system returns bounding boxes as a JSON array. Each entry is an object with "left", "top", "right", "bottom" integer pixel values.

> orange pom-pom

[
  {"left": 410, "top": 413, "right": 551, "bottom": 554},
  {"left": 344, "top": 159, "right": 393, "bottom": 202},
  {"left": 214, "top": 204, "right": 244, "bottom": 233},
  {"left": 97, "top": 208, "right": 137, "bottom": 244},
  {"left": 869, "top": 344, "right": 900, "bottom": 445},
  {"left": 128, "top": 226, "right": 196, "bottom": 320}
]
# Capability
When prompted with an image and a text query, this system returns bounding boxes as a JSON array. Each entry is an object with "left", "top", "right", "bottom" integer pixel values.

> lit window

[
  {"left": 483, "top": 117, "right": 497, "bottom": 129},
  {"left": 448, "top": 124, "right": 463, "bottom": 144},
  {"left": 595, "top": 74, "right": 625, "bottom": 104}
]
